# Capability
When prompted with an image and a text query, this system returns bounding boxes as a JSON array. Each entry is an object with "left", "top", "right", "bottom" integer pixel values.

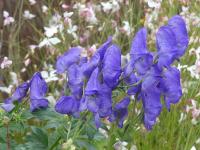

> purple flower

[
  {"left": 81, "top": 69, "right": 112, "bottom": 127},
  {"left": 130, "top": 28, "right": 153, "bottom": 75},
  {"left": 67, "top": 64, "right": 84, "bottom": 99},
  {"left": 55, "top": 96, "right": 79, "bottom": 116},
  {"left": 162, "top": 67, "right": 182, "bottom": 110},
  {"left": 96, "top": 36, "right": 112, "bottom": 60},
  {"left": 81, "top": 53, "right": 100, "bottom": 78},
  {"left": 156, "top": 26, "right": 178, "bottom": 69},
  {"left": 1, "top": 98, "right": 15, "bottom": 112},
  {"left": 85, "top": 67, "right": 101, "bottom": 95},
  {"left": 30, "top": 72, "right": 48, "bottom": 112},
  {"left": 56, "top": 47, "right": 83, "bottom": 74},
  {"left": 102, "top": 44, "right": 121, "bottom": 89},
  {"left": 168, "top": 15, "right": 189, "bottom": 57},
  {"left": 141, "top": 67, "right": 162, "bottom": 130},
  {"left": 1, "top": 82, "right": 29, "bottom": 112},
  {"left": 156, "top": 15, "right": 188, "bottom": 69},
  {"left": 109, "top": 97, "right": 130, "bottom": 128}
]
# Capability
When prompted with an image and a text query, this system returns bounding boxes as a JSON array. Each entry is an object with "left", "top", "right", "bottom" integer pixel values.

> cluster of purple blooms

[{"left": 1, "top": 15, "right": 188, "bottom": 130}]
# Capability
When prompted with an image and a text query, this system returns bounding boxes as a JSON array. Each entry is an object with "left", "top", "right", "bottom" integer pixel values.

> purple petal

[
  {"left": 30, "top": 98, "right": 49, "bottom": 112},
  {"left": 162, "top": 67, "right": 182, "bottom": 110},
  {"left": 168, "top": 15, "right": 189, "bottom": 56},
  {"left": 102, "top": 44, "right": 121, "bottom": 89},
  {"left": 110, "top": 97, "right": 130, "bottom": 128},
  {"left": 85, "top": 67, "right": 101, "bottom": 95},
  {"left": 96, "top": 36, "right": 112, "bottom": 60},
  {"left": 1, "top": 102, "right": 15, "bottom": 112},
  {"left": 142, "top": 72, "right": 162, "bottom": 130},
  {"left": 56, "top": 47, "right": 83, "bottom": 74},
  {"left": 30, "top": 72, "right": 48, "bottom": 100},
  {"left": 81, "top": 53, "right": 100, "bottom": 78},
  {"left": 11, "top": 82, "right": 29, "bottom": 102},
  {"left": 55, "top": 96, "right": 79, "bottom": 115},
  {"left": 130, "top": 28, "right": 148, "bottom": 55}
]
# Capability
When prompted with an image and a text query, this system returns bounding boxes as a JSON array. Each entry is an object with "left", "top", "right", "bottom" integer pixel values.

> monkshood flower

[
  {"left": 162, "top": 67, "right": 182, "bottom": 110},
  {"left": 141, "top": 66, "right": 163, "bottom": 130},
  {"left": 56, "top": 47, "right": 83, "bottom": 74},
  {"left": 80, "top": 68, "right": 112, "bottom": 127},
  {"left": 30, "top": 72, "right": 49, "bottom": 112},
  {"left": 109, "top": 97, "right": 130, "bottom": 128},
  {"left": 55, "top": 96, "right": 79, "bottom": 117},
  {"left": 54, "top": 15, "right": 188, "bottom": 130},
  {"left": 102, "top": 44, "right": 121, "bottom": 89},
  {"left": 67, "top": 64, "right": 84, "bottom": 99},
  {"left": 1, "top": 82, "right": 29, "bottom": 112},
  {"left": 121, "top": 15, "right": 188, "bottom": 130},
  {"left": 156, "top": 15, "right": 189, "bottom": 69},
  {"left": 130, "top": 28, "right": 153, "bottom": 75}
]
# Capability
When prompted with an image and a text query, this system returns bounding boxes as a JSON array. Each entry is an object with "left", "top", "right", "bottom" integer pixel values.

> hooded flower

[
  {"left": 67, "top": 64, "right": 84, "bottom": 99},
  {"left": 141, "top": 67, "right": 162, "bottom": 130},
  {"left": 156, "top": 26, "right": 178, "bottom": 69},
  {"left": 130, "top": 28, "right": 153, "bottom": 75},
  {"left": 162, "top": 67, "right": 182, "bottom": 110},
  {"left": 168, "top": 15, "right": 189, "bottom": 57},
  {"left": 96, "top": 36, "right": 112, "bottom": 60},
  {"left": 156, "top": 15, "right": 188, "bottom": 69},
  {"left": 81, "top": 53, "right": 100, "bottom": 78},
  {"left": 56, "top": 47, "right": 83, "bottom": 74},
  {"left": 102, "top": 44, "right": 121, "bottom": 89},
  {"left": 122, "top": 62, "right": 141, "bottom": 95},
  {"left": 109, "top": 97, "right": 130, "bottom": 128},
  {"left": 81, "top": 67, "right": 112, "bottom": 127},
  {"left": 1, "top": 82, "right": 29, "bottom": 112},
  {"left": 85, "top": 67, "right": 101, "bottom": 95},
  {"left": 55, "top": 96, "right": 79, "bottom": 116},
  {"left": 30, "top": 72, "right": 49, "bottom": 112}
]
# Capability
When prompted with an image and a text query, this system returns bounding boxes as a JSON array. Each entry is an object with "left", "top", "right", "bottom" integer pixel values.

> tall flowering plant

[{"left": 1, "top": 15, "right": 188, "bottom": 131}]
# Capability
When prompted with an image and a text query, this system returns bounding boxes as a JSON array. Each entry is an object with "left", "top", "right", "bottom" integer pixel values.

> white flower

[
  {"left": 196, "top": 138, "right": 200, "bottom": 144},
  {"left": 114, "top": 140, "right": 128, "bottom": 150},
  {"left": 67, "top": 23, "right": 78, "bottom": 39},
  {"left": 120, "top": 21, "right": 132, "bottom": 36},
  {"left": 191, "top": 146, "right": 196, "bottom": 150},
  {"left": 147, "top": 0, "right": 161, "bottom": 8},
  {"left": 29, "top": 0, "right": 36, "bottom": 5},
  {"left": 101, "top": 0, "right": 120, "bottom": 13},
  {"left": 10, "top": 72, "right": 18, "bottom": 85},
  {"left": 41, "top": 70, "right": 59, "bottom": 83},
  {"left": 101, "top": 2, "right": 113, "bottom": 13},
  {"left": 1, "top": 57, "right": 12, "bottom": 69},
  {"left": 44, "top": 26, "right": 58, "bottom": 38},
  {"left": 79, "top": 6, "right": 98, "bottom": 24},
  {"left": 63, "top": 11, "right": 73, "bottom": 18},
  {"left": 0, "top": 85, "right": 13, "bottom": 94},
  {"left": 3, "top": 11, "right": 14, "bottom": 26},
  {"left": 38, "top": 37, "right": 61, "bottom": 48},
  {"left": 23, "top": 10, "right": 36, "bottom": 19},
  {"left": 42, "top": 5, "right": 48, "bottom": 13}
]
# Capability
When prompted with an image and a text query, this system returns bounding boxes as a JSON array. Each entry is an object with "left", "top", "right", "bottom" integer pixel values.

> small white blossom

[
  {"left": 1, "top": 57, "right": 12, "bottom": 69},
  {"left": 38, "top": 37, "right": 61, "bottom": 48},
  {"left": 29, "top": 0, "right": 36, "bottom": 5},
  {"left": 42, "top": 5, "right": 48, "bottom": 13},
  {"left": 0, "top": 85, "right": 13, "bottom": 94},
  {"left": 191, "top": 146, "right": 196, "bottom": 150},
  {"left": 23, "top": 10, "right": 36, "bottom": 19},
  {"left": 3, "top": 11, "right": 14, "bottom": 26},
  {"left": 44, "top": 26, "right": 58, "bottom": 38}
]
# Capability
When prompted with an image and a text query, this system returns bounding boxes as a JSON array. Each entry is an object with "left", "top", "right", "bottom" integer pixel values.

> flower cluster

[
  {"left": 1, "top": 72, "right": 49, "bottom": 112},
  {"left": 1, "top": 15, "right": 188, "bottom": 130},
  {"left": 54, "top": 15, "right": 188, "bottom": 129}
]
